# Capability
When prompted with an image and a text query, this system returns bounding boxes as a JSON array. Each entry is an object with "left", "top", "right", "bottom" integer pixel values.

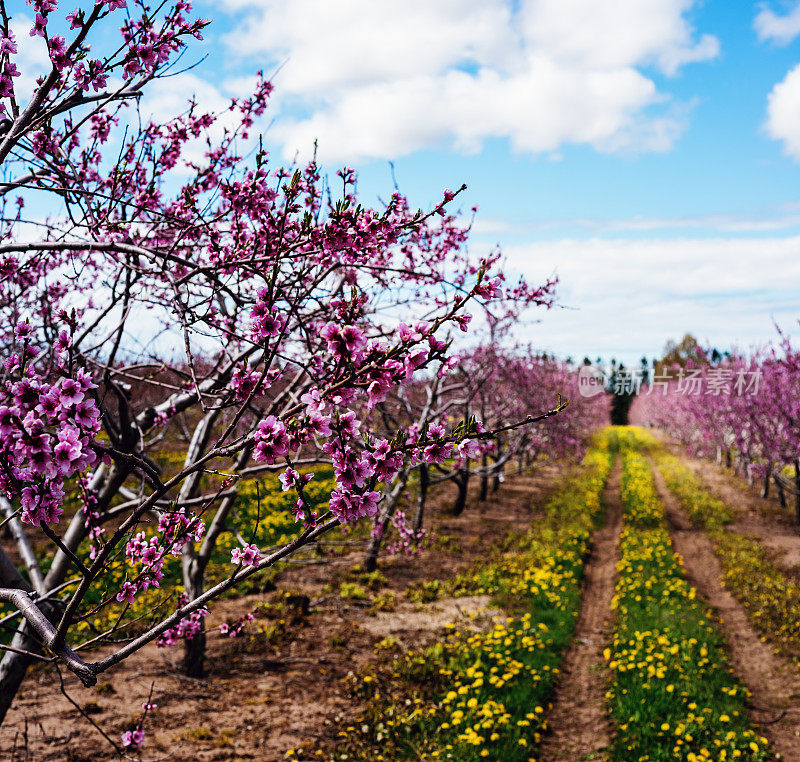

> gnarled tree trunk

[
  {"left": 411, "top": 464, "right": 429, "bottom": 536},
  {"left": 451, "top": 467, "right": 469, "bottom": 516}
]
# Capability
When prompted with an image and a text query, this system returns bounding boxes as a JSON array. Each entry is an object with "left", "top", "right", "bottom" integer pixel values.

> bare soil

[
  {"left": 691, "top": 457, "right": 800, "bottom": 575},
  {"left": 0, "top": 464, "right": 562, "bottom": 762},
  {"left": 539, "top": 459, "right": 622, "bottom": 762},
  {"left": 657, "top": 435, "right": 800, "bottom": 577},
  {"left": 651, "top": 460, "right": 800, "bottom": 761}
]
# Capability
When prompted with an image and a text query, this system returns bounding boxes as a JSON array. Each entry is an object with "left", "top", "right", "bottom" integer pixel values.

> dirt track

[
  {"left": 691, "top": 456, "right": 800, "bottom": 576},
  {"left": 650, "top": 460, "right": 800, "bottom": 762},
  {"left": 540, "top": 459, "right": 622, "bottom": 762}
]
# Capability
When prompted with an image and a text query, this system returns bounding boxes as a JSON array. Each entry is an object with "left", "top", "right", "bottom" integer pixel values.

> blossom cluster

[
  {"left": 156, "top": 593, "right": 209, "bottom": 647},
  {"left": 120, "top": 510, "right": 205, "bottom": 604},
  {"left": 383, "top": 509, "right": 427, "bottom": 556},
  {"left": 121, "top": 700, "right": 158, "bottom": 750},
  {"left": 250, "top": 328, "right": 485, "bottom": 525},
  {"left": 0, "top": 332, "right": 102, "bottom": 525},
  {"left": 219, "top": 608, "right": 256, "bottom": 638}
]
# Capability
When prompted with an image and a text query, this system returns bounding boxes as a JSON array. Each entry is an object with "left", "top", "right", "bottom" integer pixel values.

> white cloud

[
  {"left": 500, "top": 234, "right": 800, "bottom": 362},
  {"left": 136, "top": 72, "right": 252, "bottom": 171},
  {"left": 518, "top": 0, "right": 718, "bottom": 76},
  {"left": 220, "top": 0, "right": 718, "bottom": 163},
  {"left": 755, "top": 1, "right": 800, "bottom": 45},
  {"left": 271, "top": 64, "right": 669, "bottom": 161},
  {"left": 472, "top": 206, "right": 800, "bottom": 236},
  {"left": 765, "top": 63, "right": 800, "bottom": 159},
  {"left": 10, "top": 15, "right": 50, "bottom": 101}
]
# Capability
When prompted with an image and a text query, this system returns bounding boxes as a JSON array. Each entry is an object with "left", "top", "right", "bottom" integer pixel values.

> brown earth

[
  {"left": 655, "top": 434, "right": 800, "bottom": 576},
  {"left": 0, "top": 463, "right": 562, "bottom": 762},
  {"left": 689, "top": 456, "right": 800, "bottom": 575},
  {"left": 539, "top": 458, "right": 622, "bottom": 762},
  {"left": 650, "top": 459, "right": 800, "bottom": 762}
]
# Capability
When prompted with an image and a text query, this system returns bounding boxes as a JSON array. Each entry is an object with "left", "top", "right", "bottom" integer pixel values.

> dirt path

[
  {"left": 539, "top": 460, "right": 622, "bottom": 762},
  {"left": 690, "top": 456, "right": 800, "bottom": 575},
  {"left": 650, "top": 460, "right": 800, "bottom": 761}
]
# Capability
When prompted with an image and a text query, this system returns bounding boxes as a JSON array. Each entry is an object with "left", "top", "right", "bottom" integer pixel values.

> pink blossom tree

[
  {"left": 360, "top": 345, "right": 607, "bottom": 572},
  {"left": 0, "top": 0, "right": 562, "bottom": 730},
  {"left": 632, "top": 333, "right": 800, "bottom": 515}
]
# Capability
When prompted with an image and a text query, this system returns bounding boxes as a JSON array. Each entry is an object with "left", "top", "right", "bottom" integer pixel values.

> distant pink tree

[
  {"left": 361, "top": 344, "right": 607, "bottom": 571},
  {"left": 633, "top": 332, "right": 800, "bottom": 513}
]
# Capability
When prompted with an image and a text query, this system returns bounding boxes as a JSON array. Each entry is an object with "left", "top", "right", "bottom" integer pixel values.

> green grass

[
  {"left": 655, "top": 449, "right": 800, "bottom": 663},
  {"left": 287, "top": 430, "right": 616, "bottom": 761},
  {"left": 606, "top": 433, "right": 770, "bottom": 762}
]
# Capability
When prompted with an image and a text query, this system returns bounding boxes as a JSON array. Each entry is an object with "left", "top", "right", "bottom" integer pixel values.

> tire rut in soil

[
  {"left": 540, "top": 459, "right": 622, "bottom": 762},
  {"left": 650, "top": 456, "right": 800, "bottom": 762}
]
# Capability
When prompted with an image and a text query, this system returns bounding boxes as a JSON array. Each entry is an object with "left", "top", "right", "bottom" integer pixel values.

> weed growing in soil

[
  {"left": 286, "top": 431, "right": 615, "bottom": 760},
  {"left": 607, "top": 433, "right": 770, "bottom": 762}
]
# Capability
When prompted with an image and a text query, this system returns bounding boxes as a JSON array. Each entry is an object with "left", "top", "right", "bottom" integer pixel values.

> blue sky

[
  {"left": 40, "top": 0, "right": 800, "bottom": 364},
  {"left": 161, "top": 1, "right": 800, "bottom": 363}
]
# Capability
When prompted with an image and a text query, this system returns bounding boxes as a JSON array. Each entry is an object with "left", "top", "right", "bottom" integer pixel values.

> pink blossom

[
  {"left": 231, "top": 543, "right": 261, "bottom": 567},
  {"left": 253, "top": 415, "right": 290, "bottom": 464},
  {"left": 279, "top": 467, "right": 299, "bottom": 491}
]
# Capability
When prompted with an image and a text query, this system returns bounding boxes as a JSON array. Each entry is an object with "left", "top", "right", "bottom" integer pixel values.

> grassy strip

[
  {"left": 654, "top": 448, "right": 800, "bottom": 663},
  {"left": 606, "top": 431, "right": 770, "bottom": 762},
  {"left": 287, "top": 431, "right": 615, "bottom": 761}
]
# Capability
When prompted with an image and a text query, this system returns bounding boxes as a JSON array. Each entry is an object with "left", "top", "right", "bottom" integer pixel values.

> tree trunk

[
  {"left": 0, "top": 546, "right": 43, "bottom": 725},
  {"left": 761, "top": 472, "right": 770, "bottom": 500},
  {"left": 451, "top": 469, "right": 469, "bottom": 516},
  {"left": 183, "top": 623, "right": 207, "bottom": 678},
  {"left": 363, "top": 474, "right": 408, "bottom": 573},
  {"left": 0, "top": 621, "right": 43, "bottom": 724},
  {"left": 776, "top": 474, "right": 787, "bottom": 508},
  {"left": 412, "top": 464, "right": 428, "bottom": 536},
  {"left": 725, "top": 449, "right": 732, "bottom": 468},
  {"left": 479, "top": 452, "right": 488, "bottom": 502},
  {"left": 178, "top": 411, "right": 221, "bottom": 678},
  {"left": 182, "top": 557, "right": 206, "bottom": 678},
  {"left": 492, "top": 466, "right": 503, "bottom": 493},
  {"left": 492, "top": 436, "right": 503, "bottom": 492},
  {"left": 716, "top": 446, "right": 722, "bottom": 466},
  {"left": 363, "top": 511, "right": 392, "bottom": 574}
]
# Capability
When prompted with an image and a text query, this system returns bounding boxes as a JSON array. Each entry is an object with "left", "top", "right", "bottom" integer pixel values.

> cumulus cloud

[
  {"left": 765, "top": 63, "right": 800, "bottom": 159},
  {"left": 477, "top": 205, "right": 800, "bottom": 236},
  {"left": 755, "top": 1, "right": 800, "bottom": 45},
  {"left": 10, "top": 15, "right": 50, "bottom": 101},
  {"left": 219, "top": 0, "right": 718, "bottom": 163},
  {"left": 499, "top": 234, "right": 800, "bottom": 362}
]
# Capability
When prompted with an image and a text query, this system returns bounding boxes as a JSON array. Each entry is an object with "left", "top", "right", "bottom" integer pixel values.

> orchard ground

[
  {"left": 0, "top": 462, "right": 563, "bottom": 760},
  {"left": 4, "top": 428, "right": 800, "bottom": 761}
]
